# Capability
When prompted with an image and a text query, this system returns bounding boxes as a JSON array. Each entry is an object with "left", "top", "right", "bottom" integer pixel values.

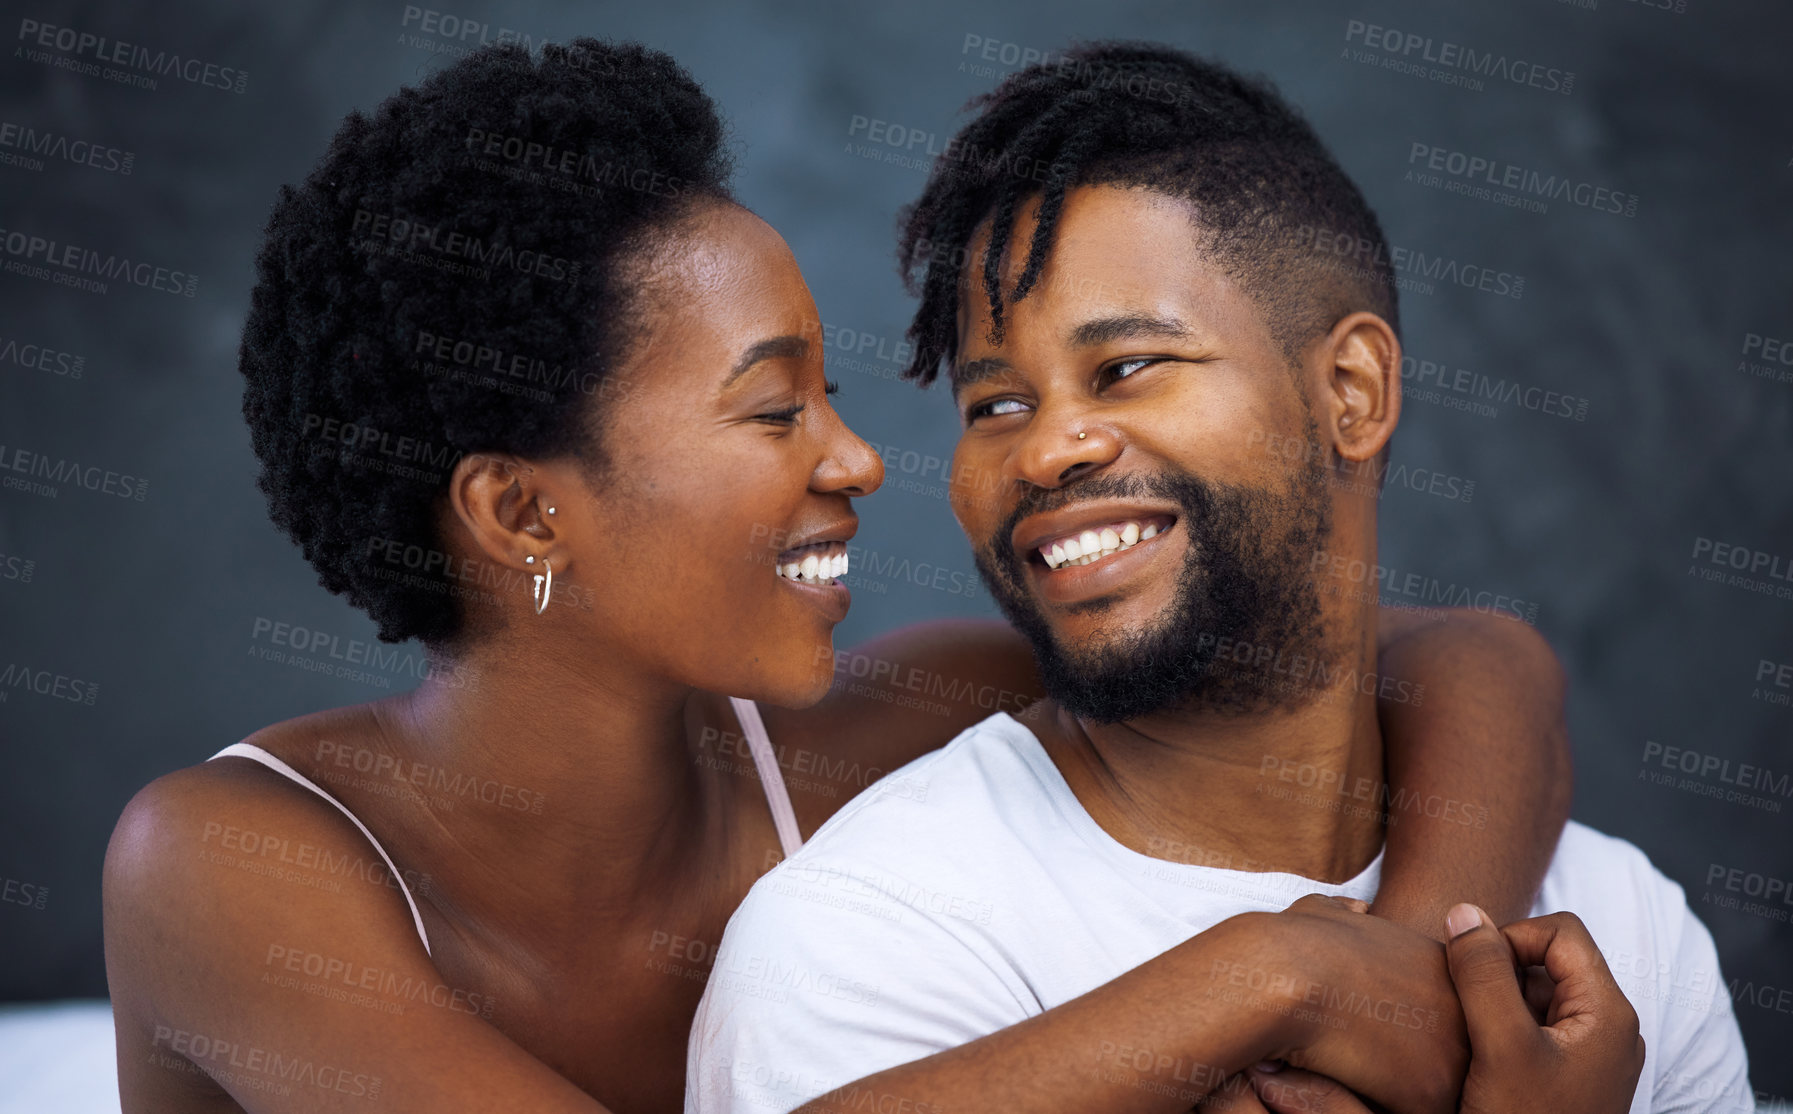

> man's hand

[
  {"left": 1250, "top": 895, "right": 1469, "bottom": 1114},
  {"left": 1445, "top": 904, "right": 1645, "bottom": 1114}
]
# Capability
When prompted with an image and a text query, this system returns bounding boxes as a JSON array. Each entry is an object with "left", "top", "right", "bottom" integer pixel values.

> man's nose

[{"left": 1014, "top": 413, "right": 1120, "bottom": 488}]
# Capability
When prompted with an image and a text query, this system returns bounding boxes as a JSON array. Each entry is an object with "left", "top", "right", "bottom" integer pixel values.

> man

[{"left": 687, "top": 43, "right": 1751, "bottom": 1113}]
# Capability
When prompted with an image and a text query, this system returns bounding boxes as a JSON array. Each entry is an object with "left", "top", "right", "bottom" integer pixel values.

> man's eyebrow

[
  {"left": 724, "top": 335, "right": 810, "bottom": 386},
  {"left": 950, "top": 355, "right": 1013, "bottom": 401},
  {"left": 1066, "top": 313, "right": 1194, "bottom": 348},
  {"left": 949, "top": 314, "right": 1195, "bottom": 399}
]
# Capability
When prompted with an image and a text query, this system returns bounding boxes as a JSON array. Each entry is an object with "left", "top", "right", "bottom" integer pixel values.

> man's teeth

[
  {"left": 776, "top": 551, "right": 849, "bottom": 584},
  {"left": 1041, "top": 520, "right": 1161, "bottom": 569}
]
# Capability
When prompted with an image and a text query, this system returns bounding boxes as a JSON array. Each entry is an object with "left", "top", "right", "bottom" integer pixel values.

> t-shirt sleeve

[
  {"left": 1644, "top": 903, "right": 1754, "bottom": 1113},
  {"left": 685, "top": 855, "right": 1034, "bottom": 1114}
]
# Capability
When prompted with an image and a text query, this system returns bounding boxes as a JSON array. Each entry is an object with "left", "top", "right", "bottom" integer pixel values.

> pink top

[{"left": 206, "top": 697, "right": 804, "bottom": 955}]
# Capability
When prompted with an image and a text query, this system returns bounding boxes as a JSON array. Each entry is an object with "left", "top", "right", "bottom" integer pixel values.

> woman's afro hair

[{"left": 240, "top": 38, "right": 732, "bottom": 648}]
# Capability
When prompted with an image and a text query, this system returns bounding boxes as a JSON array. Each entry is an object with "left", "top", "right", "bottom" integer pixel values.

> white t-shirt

[{"left": 686, "top": 712, "right": 1754, "bottom": 1114}]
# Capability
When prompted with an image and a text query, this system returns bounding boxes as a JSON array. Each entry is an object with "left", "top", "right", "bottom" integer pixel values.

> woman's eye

[
  {"left": 756, "top": 404, "right": 806, "bottom": 424},
  {"left": 966, "top": 397, "right": 1030, "bottom": 422}
]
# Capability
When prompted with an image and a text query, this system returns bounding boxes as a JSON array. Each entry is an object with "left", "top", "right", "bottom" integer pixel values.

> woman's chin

[{"left": 738, "top": 652, "right": 837, "bottom": 710}]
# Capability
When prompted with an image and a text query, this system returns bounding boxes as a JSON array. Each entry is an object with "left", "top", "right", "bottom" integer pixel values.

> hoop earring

[{"left": 525, "top": 555, "right": 554, "bottom": 614}]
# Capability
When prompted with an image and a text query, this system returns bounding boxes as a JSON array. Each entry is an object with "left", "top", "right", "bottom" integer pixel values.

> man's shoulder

[
  {"left": 1543, "top": 825, "right": 1753, "bottom": 1110},
  {"left": 1541, "top": 820, "right": 1687, "bottom": 914},
  {"left": 1540, "top": 821, "right": 1721, "bottom": 1016},
  {"left": 792, "top": 711, "right": 1038, "bottom": 849},
  {"left": 735, "top": 713, "right": 1043, "bottom": 922}
]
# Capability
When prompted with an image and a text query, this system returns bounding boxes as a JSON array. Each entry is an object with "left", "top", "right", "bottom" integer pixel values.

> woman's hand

[
  {"left": 1245, "top": 904, "right": 1646, "bottom": 1114},
  {"left": 1445, "top": 904, "right": 1645, "bottom": 1114}
]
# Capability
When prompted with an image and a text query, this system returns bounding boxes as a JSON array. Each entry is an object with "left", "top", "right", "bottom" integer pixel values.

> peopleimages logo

[
  {"left": 0, "top": 223, "right": 198, "bottom": 296},
  {"left": 0, "top": 120, "right": 134, "bottom": 175},
  {"left": 15, "top": 18, "right": 248, "bottom": 93},
  {"left": 1291, "top": 224, "right": 1525, "bottom": 300},
  {"left": 0, "top": 333, "right": 83, "bottom": 379},
  {"left": 1342, "top": 19, "right": 1576, "bottom": 96},
  {"left": 1406, "top": 142, "right": 1639, "bottom": 218},
  {"left": 1739, "top": 332, "right": 1793, "bottom": 387},
  {"left": 1401, "top": 353, "right": 1591, "bottom": 422},
  {"left": 351, "top": 208, "right": 582, "bottom": 284},
  {"left": 0, "top": 442, "right": 150, "bottom": 501},
  {"left": 0, "top": 662, "right": 99, "bottom": 704}
]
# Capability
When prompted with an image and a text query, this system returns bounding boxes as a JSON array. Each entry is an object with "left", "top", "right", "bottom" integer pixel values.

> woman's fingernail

[{"left": 1446, "top": 903, "right": 1481, "bottom": 939}]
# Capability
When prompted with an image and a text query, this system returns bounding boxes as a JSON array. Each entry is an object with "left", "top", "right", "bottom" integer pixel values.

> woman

[{"left": 104, "top": 37, "right": 1593, "bottom": 1113}]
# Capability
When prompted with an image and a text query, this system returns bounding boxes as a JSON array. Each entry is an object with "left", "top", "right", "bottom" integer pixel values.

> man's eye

[
  {"left": 966, "top": 397, "right": 1030, "bottom": 421},
  {"left": 1108, "top": 357, "right": 1161, "bottom": 382}
]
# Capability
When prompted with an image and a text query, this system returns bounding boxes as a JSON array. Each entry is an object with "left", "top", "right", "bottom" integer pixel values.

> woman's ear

[
  {"left": 1320, "top": 312, "right": 1402, "bottom": 464},
  {"left": 445, "top": 454, "right": 560, "bottom": 569}
]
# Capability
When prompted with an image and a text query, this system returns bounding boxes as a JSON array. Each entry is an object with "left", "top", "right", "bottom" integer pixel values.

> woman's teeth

[
  {"left": 776, "top": 551, "right": 848, "bottom": 584},
  {"left": 1039, "top": 520, "right": 1161, "bottom": 570}
]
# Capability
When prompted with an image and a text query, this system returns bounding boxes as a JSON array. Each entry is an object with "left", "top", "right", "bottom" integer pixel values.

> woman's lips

[
  {"left": 773, "top": 541, "right": 851, "bottom": 622},
  {"left": 773, "top": 540, "right": 849, "bottom": 585}
]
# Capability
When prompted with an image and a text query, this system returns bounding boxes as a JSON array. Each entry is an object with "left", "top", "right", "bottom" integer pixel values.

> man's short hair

[{"left": 896, "top": 41, "right": 1401, "bottom": 387}]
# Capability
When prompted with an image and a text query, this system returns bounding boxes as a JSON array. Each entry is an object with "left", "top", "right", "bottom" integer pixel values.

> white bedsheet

[{"left": 0, "top": 1000, "right": 119, "bottom": 1114}]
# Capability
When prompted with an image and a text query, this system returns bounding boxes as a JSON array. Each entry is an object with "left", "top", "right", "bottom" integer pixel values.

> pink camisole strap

[
  {"left": 206, "top": 742, "right": 433, "bottom": 956},
  {"left": 728, "top": 697, "right": 803, "bottom": 858}
]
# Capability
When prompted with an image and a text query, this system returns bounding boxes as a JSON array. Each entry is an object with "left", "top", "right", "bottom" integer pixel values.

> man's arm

[{"left": 1370, "top": 608, "right": 1573, "bottom": 935}]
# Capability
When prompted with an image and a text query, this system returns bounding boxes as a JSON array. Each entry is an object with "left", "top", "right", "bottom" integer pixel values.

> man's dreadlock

[{"left": 897, "top": 41, "right": 1400, "bottom": 387}]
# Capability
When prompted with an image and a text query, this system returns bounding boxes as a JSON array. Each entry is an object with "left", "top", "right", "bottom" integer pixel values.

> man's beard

[{"left": 971, "top": 432, "right": 1336, "bottom": 724}]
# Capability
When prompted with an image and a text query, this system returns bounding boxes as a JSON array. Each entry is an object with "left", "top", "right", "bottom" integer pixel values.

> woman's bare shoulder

[{"left": 102, "top": 700, "right": 424, "bottom": 997}]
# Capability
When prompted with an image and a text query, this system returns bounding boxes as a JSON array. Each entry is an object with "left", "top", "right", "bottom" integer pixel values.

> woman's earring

[
  {"left": 526, "top": 555, "right": 553, "bottom": 614},
  {"left": 546, "top": 506, "right": 557, "bottom": 515}
]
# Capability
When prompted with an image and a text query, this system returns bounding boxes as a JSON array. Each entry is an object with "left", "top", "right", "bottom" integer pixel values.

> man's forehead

[
  {"left": 947, "top": 187, "right": 1243, "bottom": 391},
  {"left": 958, "top": 195, "right": 1219, "bottom": 313}
]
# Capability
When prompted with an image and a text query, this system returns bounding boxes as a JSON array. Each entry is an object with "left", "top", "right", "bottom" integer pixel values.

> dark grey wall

[{"left": 2, "top": 0, "right": 1789, "bottom": 1098}]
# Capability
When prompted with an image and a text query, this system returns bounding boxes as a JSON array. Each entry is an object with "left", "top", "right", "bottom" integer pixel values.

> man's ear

[
  {"left": 444, "top": 453, "right": 563, "bottom": 572},
  {"left": 1319, "top": 312, "right": 1402, "bottom": 463}
]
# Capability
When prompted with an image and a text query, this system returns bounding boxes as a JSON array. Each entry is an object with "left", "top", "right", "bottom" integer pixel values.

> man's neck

[{"left": 1025, "top": 651, "right": 1386, "bottom": 884}]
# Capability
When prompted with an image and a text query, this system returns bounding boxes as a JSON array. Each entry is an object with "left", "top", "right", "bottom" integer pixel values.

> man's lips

[{"left": 1012, "top": 502, "right": 1182, "bottom": 569}]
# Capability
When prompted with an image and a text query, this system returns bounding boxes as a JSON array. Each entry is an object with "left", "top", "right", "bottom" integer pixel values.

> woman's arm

[
  {"left": 1371, "top": 607, "right": 1573, "bottom": 934},
  {"left": 781, "top": 898, "right": 1469, "bottom": 1114},
  {"left": 781, "top": 607, "right": 1572, "bottom": 929},
  {"left": 104, "top": 764, "right": 612, "bottom": 1114}
]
